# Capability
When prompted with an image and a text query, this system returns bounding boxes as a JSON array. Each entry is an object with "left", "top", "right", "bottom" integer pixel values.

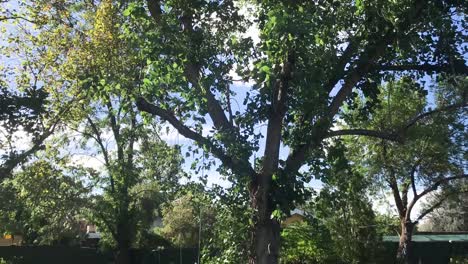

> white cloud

[{"left": 70, "top": 154, "right": 104, "bottom": 171}]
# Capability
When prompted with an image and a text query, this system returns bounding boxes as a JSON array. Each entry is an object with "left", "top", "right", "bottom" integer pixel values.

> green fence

[{"left": 381, "top": 241, "right": 468, "bottom": 264}]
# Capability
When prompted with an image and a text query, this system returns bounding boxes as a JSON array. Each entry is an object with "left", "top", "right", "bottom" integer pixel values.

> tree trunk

[
  {"left": 115, "top": 212, "right": 132, "bottom": 264},
  {"left": 396, "top": 220, "right": 414, "bottom": 264},
  {"left": 115, "top": 243, "right": 131, "bottom": 264},
  {"left": 249, "top": 176, "right": 281, "bottom": 264}
]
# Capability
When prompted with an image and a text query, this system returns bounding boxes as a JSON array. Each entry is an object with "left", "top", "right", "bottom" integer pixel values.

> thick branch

[
  {"left": 327, "top": 38, "right": 390, "bottom": 120},
  {"left": 417, "top": 174, "right": 468, "bottom": 202},
  {"left": 262, "top": 52, "right": 294, "bottom": 176},
  {"left": 86, "top": 117, "right": 110, "bottom": 167},
  {"left": 329, "top": 101, "right": 467, "bottom": 143},
  {"left": 410, "top": 161, "right": 420, "bottom": 198},
  {"left": 324, "top": 38, "right": 361, "bottom": 93},
  {"left": 136, "top": 97, "right": 255, "bottom": 176},
  {"left": 0, "top": 15, "right": 36, "bottom": 24},
  {"left": 0, "top": 108, "right": 63, "bottom": 179},
  {"left": 388, "top": 176, "right": 406, "bottom": 218},
  {"left": 0, "top": 125, "right": 55, "bottom": 178},
  {"left": 146, "top": 0, "right": 162, "bottom": 23},
  {"left": 105, "top": 101, "right": 124, "bottom": 164},
  {"left": 204, "top": 87, "right": 236, "bottom": 133},
  {"left": 414, "top": 198, "right": 445, "bottom": 223}
]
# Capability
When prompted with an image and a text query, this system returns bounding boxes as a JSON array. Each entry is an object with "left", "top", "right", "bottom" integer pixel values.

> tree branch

[
  {"left": 407, "top": 174, "right": 468, "bottom": 220},
  {"left": 410, "top": 161, "right": 420, "bottom": 198},
  {"left": 136, "top": 97, "right": 255, "bottom": 176},
  {"left": 326, "top": 129, "right": 401, "bottom": 142},
  {"left": 146, "top": 0, "right": 162, "bottom": 23},
  {"left": 378, "top": 62, "right": 468, "bottom": 75},
  {"left": 86, "top": 116, "right": 115, "bottom": 193},
  {"left": 0, "top": 124, "right": 56, "bottom": 178},
  {"left": 404, "top": 101, "right": 468, "bottom": 130},
  {"left": 388, "top": 175, "right": 406, "bottom": 218},
  {"left": 414, "top": 198, "right": 446, "bottom": 223},
  {"left": 262, "top": 52, "right": 294, "bottom": 176},
  {"left": 0, "top": 15, "right": 36, "bottom": 24},
  {"left": 414, "top": 190, "right": 468, "bottom": 223},
  {"left": 418, "top": 174, "right": 468, "bottom": 202}
]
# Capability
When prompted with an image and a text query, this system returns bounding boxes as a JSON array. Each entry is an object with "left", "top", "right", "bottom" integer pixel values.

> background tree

[
  {"left": 341, "top": 77, "right": 467, "bottom": 263},
  {"left": 159, "top": 191, "right": 216, "bottom": 248},
  {"left": 1, "top": 1, "right": 186, "bottom": 263},
  {"left": 280, "top": 216, "right": 337, "bottom": 264},
  {"left": 200, "top": 187, "right": 252, "bottom": 264},
  {"left": 0, "top": 159, "right": 89, "bottom": 245},
  {"left": 420, "top": 180, "right": 468, "bottom": 232},
  {"left": 313, "top": 142, "right": 380, "bottom": 263}
]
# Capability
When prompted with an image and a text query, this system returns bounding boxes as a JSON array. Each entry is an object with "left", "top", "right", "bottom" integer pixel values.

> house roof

[
  {"left": 290, "top": 209, "right": 305, "bottom": 216},
  {"left": 384, "top": 232, "right": 468, "bottom": 242}
]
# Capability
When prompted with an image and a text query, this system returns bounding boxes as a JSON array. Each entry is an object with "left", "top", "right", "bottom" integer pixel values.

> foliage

[
  {"left": 201, "top": 202, "right": 251, "bottom": 264},
  {"left": 159, "top": 191, "right": 216, "bottom": 248},
  {"left": 2, "top": 0, "right": 467, "bottom": 263},
  {"left": 281, "top": 219, "right": 337, "bottom": 264},
  {"left": 375, "top": 214, "right": 401, "bottom": 236},
  {"left": 421, "top": 180, "right": 468, "bottom": 232},
  {"left": 313, "top": 142, "right": 380, "bottom": 264},
  {"left": 1, "top": 2, "right": 186, "bottom": 262},
  {"left": 0, "top": 160, "right": 89, "bottom": 245}
]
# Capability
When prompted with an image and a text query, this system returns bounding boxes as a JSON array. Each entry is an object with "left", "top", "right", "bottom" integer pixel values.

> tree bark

[
  {"left": 115, "top": 198, "right": 132, "bottom": 264},
  {"left": 115, "top": 223, "right": 131, "bottom": 264},
  {"left": 396, "top": 220, "right": 415, "bottom": 264},
  {"left": 115, "top": 244, "right": 131, "bottom": 264},
  {"left": 249, "top": 175, "right": 281, "bottom": 264}
]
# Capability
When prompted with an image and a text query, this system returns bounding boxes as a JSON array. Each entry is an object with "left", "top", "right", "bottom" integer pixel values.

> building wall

[{"left": 0, "top": 235, "right": 22, "bottom": 246}]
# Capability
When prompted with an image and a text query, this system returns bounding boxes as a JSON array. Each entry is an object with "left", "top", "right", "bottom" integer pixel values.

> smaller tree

[
  {"left": 314, "top": 142, "right": 380, "bottom": 264},
  {"left": 341, "top": 77, "right": 467, "bottom": 263},
  {"left": 280, "top": 218, "right": 337, "bottom": 264},
  {"left": 0, "top": 160, "right": 89, "bottom": 245},
  {"left": 201, "top": 198, "right": 251, "bottom": 264},
  {"left": 159, "top": 191, "right": 216, "bottom": 248}
]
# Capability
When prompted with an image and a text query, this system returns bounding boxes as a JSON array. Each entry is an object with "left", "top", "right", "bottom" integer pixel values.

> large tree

[{"left": 128, "top": 1, "right": 467, "bottom": 263}]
